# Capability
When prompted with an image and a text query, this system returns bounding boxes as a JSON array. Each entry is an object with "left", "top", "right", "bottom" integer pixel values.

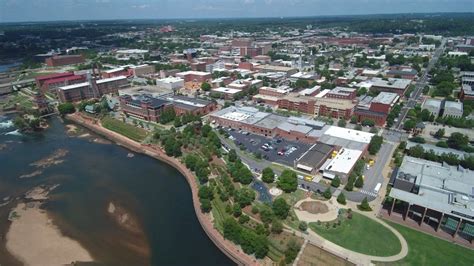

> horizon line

[{"left": 1, "top": 11, "right": 473, "bottom": 25}]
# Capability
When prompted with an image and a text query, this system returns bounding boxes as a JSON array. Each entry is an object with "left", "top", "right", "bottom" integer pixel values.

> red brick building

[
  {"left": 354, "top": 92, "right": 399, "bottom": 126},
  {"left": 45, "top": 55, "right": 85, "bottom": 67},
  {"left": 120, "top": 95, "right": 171, "bottom": 122},
  {"left": 57, "top": 76, "right": 129, "bottom": 103},
  {"left": 35, "top": 72, "right": 86, "bottom": 93}
]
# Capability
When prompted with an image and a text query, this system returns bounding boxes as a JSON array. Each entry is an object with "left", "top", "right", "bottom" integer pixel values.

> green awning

[
  {"left": 462, "top": 223, "right": 474, "bottom": 237},
  {"left": 444, "top": 217, "right": 459, "bottom": 231}
]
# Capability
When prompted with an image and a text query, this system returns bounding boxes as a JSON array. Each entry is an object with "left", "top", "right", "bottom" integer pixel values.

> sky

[{"left": 0, "top": 0, "right": 473, "bottom": 23}]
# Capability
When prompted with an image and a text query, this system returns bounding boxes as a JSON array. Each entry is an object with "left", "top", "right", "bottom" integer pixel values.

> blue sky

[{"left": 0, "top": 0, "right": 473, "bottom": 22}]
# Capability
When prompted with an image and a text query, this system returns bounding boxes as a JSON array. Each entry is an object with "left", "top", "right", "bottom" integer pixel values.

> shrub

[
  {"left": 337, "top": 193, "right": 346, "bottom": 205},
  {"left": 358, "top": 197, "right": 372, "bottom": 211},
  {"left": 298, "top": 221, "right": 308, "bottom": 231}
]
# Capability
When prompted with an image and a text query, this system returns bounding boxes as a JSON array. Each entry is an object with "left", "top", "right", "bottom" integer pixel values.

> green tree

[
  {"left": 235, "top": 187, "right": 256, "bottom": 207},
  {"left": 323, "top": 187, "right": 332, "bottom": 199},
  {"left": 271, "top": 219, "right": 283, "bottom": 234},
  {"left": 361, "top": 119, "right": 375, "bottom": 127},
  {"left": 201, "top": 82, "right": 211, "bottom": 91},
  {"left": 228, "top": 149, "right": 238, "bottom": 162},
  {"left": 447, "top": 132, "right": 469, "bottom": 150},
  {"left": 238, "top": 215, "right": 250, "bottom": 224},
  {"left": 403, "top": 119, "right": 416, "bottom": 131},
  {"left": 284, "top": 239, "right": 301, "bottom": 264},
  {"left": 408, "top": 145, "right": 425, "bottom": 158},
  {"left": 331, "top": 176, "right": 341, "bottom": 187},
  {"left": 198, "top": 186, "right": 214, "bottom": 200},
  {"left": 337, "top": 119, "right": 346, "bottom": 128},
  {"left": 57, "top": 103, "right": 75, "bottom": 115},
  {"left": 337, "top": 192, "right": 346, "bottom": 205},
  {"left": 261, "top": 167, "right": 275, "bottom": 183},
  {"left": 277, "top": 169, "right": 298, "bottom": 193},
  {"left": 233, "top": 204, "right": 242, "bottom": 217},
  {"left": 298, "top": 221, "right": 308, "bottom": 231},
  {"left": 368, "top": 135, "right": 383, "bottom": 155},
  {"left": 358, "top": 197, "right": 372, "bottom": 211},
  {"left": 200, "top": 198, "right": 212, "bottom": 213},
  {"left": 272, "top": 198, "right": 290, "bottom": 219},
  {"left": 355, "top": 176, "right": 364, "bottom": 188}
]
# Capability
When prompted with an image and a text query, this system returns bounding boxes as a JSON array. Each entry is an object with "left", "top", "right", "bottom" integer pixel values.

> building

[
  {"left": 314, "top": 97, "right": 355, "bottom": 119},
  {"left": 120, "top": 94, "right": 215, "bottom": 122},
  {"left": 176, "top": 71, "right": 212, "bottom": 83},
  {"left": 57, "top": 76, "right": 128, "bottom": 103},
  {"left": 115, "top": 49, "right": 149, "bottom": 60},
  {"left": 160, "top": 95, "right": 217, "bottom": 116},
  {"left": 45, "top": 55, "right": 85, "bottom": 67},
  {"left": 35, "top": 72, "right": 86, "bottom": 93},
  {"left": 210, "top": 106, "right": 326, "bottom": 143},
  {"left": 370, "top": 77, "right": 412, "bottom": 96},
  {"left": 278, "top": 94, "right": 316, "bottom": 115},
  {"left": 325, "top": 87, "right": 357, "bottom": 100},
  {"left": 295, "top": 142, "right": 334, "bottom": 173},
  {"left": 460, "top": 72, "right": 474, "bottom": 100},
  {"left": 355, "top": 92, "right": 399, "bottom": 126},
  {"left": 422, "top": 98, "right": 443, "bottom": 117},
  {"left": 156, "top": 77, "right": 184, "bottom": 91},
  {"left": 254, "top": 65, "right": 298, "bottom": 77},
  {"left": 120, "top": 95, "right": 171, "bottom": 122},
  {"left": 386, "top": 67, "right": 418, "bottom": 80},
  {"left": 118, "top": 86, "right": 173, "bottom": 99},
  {"left": 388, "top": 156, "right": 474, "bottom": 241},
  {"left": 102, "top": 67, "right": 129, "bottom": 79},
  {"left": 442, "top": 101, "right": 463, "bottom": 118},
  {"left": 317, "top": 126, "right": 374, "bottom": 178},
  {"left": 130, "top": 64, "right": 155, "bottom": 77},
  {"left": 211, "top": 87, "right": 242, "bottom": 100}
]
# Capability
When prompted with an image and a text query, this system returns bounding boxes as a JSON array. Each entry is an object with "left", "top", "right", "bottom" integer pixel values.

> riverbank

[
  {"left": 6, "top": 202, "right": 94, "bottom": 266},
  {"left": 66, "top": 113, "right": 258, "bottom": 266}
]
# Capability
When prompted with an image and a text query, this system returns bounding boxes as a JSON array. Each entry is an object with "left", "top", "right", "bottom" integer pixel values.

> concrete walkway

[{"left": 286, "top": 208, "right": 409, "bottom": 266}]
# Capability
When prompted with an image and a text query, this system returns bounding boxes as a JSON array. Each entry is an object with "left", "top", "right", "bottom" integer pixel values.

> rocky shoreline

[{"left": 66, "top": 113, "right": 257, "bottom": 266}]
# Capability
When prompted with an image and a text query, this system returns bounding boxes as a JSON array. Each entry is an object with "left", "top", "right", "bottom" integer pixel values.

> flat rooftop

[
  {"left": 372, "top": 92, "right": 399, "bottom": 105},
  {"left": 296, "top": 142, "right": 334, "bottom": 171},
  {"left": 390, "top": 156, "right": 474, "bottom": 222},
  {"left": 371, "top": 77, "right": 411, "bottom": 90},
  {"left": 96, "top": 76, "right": 127, "bottom": 84},
  {"left": 320, "top": 148, "right": 363, "bottom": 175},
  {"left": 323, "top": 126, "right": 374, "bottom": 144},
  {"left": 58, "top": 82, "right": 90, "bottom": 91},
  {"left": 211, "top": 106, "right": 270, "bottom": 125},
  {"left": 212, "top": 87, "right": 242, "bottom": 94}
]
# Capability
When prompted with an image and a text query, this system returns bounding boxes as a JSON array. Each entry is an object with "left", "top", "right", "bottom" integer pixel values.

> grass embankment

[
  {"left": 101, "top": 117, "right": 148, "bottom": 142},
  {"left": 378, "top": 221, "right": 474, "bottom": 266},
  {"left": 309, "top": 212, "right": 401, "bottom": 257}
]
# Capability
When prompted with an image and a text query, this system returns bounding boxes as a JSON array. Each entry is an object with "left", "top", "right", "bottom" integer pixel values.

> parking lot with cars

[{"left": 227, "top": 129, "right": 311, "bottom": 167}]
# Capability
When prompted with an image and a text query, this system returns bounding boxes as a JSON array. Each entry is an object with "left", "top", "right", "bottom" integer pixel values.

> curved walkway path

[
  {"left": 67, "top": 114, "right": 258, "bottom": 266},
  {"left": 287, "top": 208, "right": 408, "bottom": 266}
]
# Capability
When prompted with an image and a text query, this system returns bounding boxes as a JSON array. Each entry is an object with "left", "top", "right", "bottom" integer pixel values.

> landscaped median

[
  {"left": 309, "top": 210, "right": 402, "bottom": 257},
  {"left": 101, "top": 117, "right": 148, "bottom": 142}
]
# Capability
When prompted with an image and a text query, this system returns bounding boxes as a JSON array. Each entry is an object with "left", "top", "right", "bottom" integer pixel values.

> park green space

[
  {"left": 309, "top": 212, "right": 401, "bottom": 256},
  {"left": 101, "top": 116, "right": 148, "bottom": 142},
  {"left": 378, "top": 221, "right": 474, "bottom": 266}
]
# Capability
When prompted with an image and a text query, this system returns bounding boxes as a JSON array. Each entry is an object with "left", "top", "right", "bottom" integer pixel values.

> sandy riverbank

[{"left": 6, "top": 202, "right": 94, "bottom": 266}]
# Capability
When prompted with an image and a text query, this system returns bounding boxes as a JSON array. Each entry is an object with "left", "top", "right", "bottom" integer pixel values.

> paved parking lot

[{"left": 227, "top": 130, "right": 311, "bottom": 167}]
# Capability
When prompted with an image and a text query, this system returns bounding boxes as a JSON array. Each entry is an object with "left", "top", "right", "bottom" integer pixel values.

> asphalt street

[{"left": 394, "top": 38, "right": 446, "bottom": 131}]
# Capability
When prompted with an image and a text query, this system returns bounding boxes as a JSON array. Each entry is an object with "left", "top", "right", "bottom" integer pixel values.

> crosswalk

[{"left": 359, "top": 189, "right": 378, "bottom": 198}]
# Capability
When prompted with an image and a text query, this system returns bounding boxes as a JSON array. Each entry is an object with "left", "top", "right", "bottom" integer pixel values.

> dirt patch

[
  {"left": 297, "top": 243, "right": 354, "bottom": 266},
  {"left": 300, "top": 201, "right": 329, "bottom": 214}
]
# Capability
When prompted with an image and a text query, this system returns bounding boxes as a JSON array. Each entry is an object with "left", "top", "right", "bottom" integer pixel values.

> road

[{"left": 394, "top": 38, "right": 446, "bottom": 130}]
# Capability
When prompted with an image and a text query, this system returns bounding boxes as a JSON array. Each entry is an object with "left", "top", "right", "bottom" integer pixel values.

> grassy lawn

[
  {"left": 101, "top": 116, "right": 148, "bottom": 142},
  {"left": 378, "top": 221, "right": 474, "bottom": 266},
  {"left": 309, "top": 212, "right": 401, "bottom": 257},
  {"left": 297, "top": 243, "right": 355, "bottom": 266},
  {"left": 0, "top": 92, "right": 33, "bottom": 110}
]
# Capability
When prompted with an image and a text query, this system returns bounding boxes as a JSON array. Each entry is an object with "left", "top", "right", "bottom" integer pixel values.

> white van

[{"left": 374, "top": 183, "right": 382, "bottom": 193}]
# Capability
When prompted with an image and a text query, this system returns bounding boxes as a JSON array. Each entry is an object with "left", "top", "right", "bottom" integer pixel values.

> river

[{"left": 0, "top": 116, "right": 233, "bottom": 265}]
